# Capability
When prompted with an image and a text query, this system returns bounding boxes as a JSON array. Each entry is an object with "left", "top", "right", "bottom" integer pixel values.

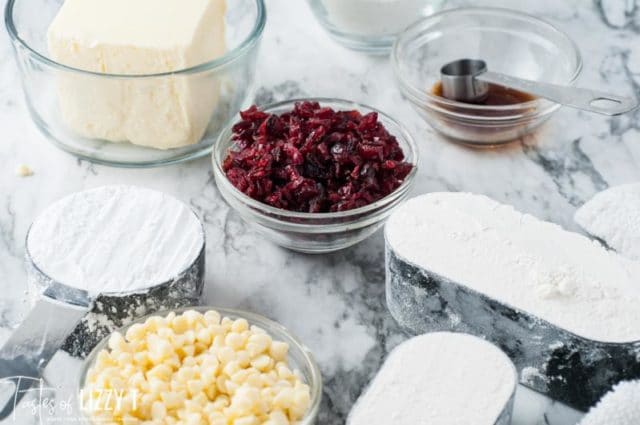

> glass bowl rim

[
  {"left": 212, "top": 97, "right": 420, "bottom": 221},
  {"left": 305, "top": 0, "right": 400, "bottom": 46},
  {"left": 4, "top": 0, "right": 266, "bottom": 78},
  {"left": 391, "top": 6, "right": 583, "bottom": 114},
  {"left": 77, "top": 305, "right": 323, "bottom": 424}
]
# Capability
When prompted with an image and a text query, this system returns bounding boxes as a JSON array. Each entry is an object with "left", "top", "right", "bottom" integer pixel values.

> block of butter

[{"left": 47, "top": 0, "right": 226, "bottom": 149}]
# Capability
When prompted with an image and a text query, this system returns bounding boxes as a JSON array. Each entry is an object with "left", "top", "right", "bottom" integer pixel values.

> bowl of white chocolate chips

[{"left": 78, "top": 308, "right": 321, "bottom": 424}]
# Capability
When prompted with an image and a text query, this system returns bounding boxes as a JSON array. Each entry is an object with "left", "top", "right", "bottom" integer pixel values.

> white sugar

[
  {"left": 575, "top": 183, "right": 640, "bottom": 261},
  {"left": 348, "top": 332, "right": 516, "bottom": 425},
  {"left": 579, "top": 381, "right": 640, "bottom": 425},
  {"left": 323, "top": 0, "right": 429, "bottom": 36},
  {"left": 27, "top": 185, "right": 203, "bottom": 294}
]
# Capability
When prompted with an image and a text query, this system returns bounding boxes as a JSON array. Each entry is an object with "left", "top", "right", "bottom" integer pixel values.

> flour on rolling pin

[
  {"left": 575, "top": 183, "right": 640, "bottom": 261},
  {"left": 347, "top": 332, "right": 517, "bottom": 425},
  {"left": 25, "top": 185, "right": 206, "bottom": 356}
]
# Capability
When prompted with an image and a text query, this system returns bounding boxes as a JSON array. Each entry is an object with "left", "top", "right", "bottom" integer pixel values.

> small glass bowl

[
  {"left": 307, "top": 0, "right": 443, "bottom": 53},
  {"left": 5, "top": 0, "right": 266, "bottom": 167},
  {"left": 392, "top": 7, "right": 583, "bottom": 146},
  {"left": 212, "top": 98, "right": 419, "bottom": 253},
  {"left": 78, "top": 306, "right": 322, "bottom": 424}
]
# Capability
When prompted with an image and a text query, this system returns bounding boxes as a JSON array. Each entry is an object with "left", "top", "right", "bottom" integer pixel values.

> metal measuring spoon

[{"left": 440, "top": 59, "right": 638, "bottom": 116}]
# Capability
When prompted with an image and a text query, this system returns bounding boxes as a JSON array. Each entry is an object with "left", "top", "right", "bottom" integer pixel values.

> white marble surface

[{"left": 1, "top": 0, "right": 639, "bottom": 423}]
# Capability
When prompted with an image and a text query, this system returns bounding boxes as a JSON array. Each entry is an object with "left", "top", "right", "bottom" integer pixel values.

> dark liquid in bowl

[
  {"left": 432, "top": 81, "right": 536, "bottom": 106},
  {"left": 427, "top": 81, "right": 541, "bottom": 145}
]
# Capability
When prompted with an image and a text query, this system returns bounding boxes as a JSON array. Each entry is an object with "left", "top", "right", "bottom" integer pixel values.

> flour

[
  {"left": 521, "top": 366, "right": 544, "bottom": 384},
  {"left": 575, "top": 183, "right": 640, "bottom": 261},
  {"left": 386, "top": 192, "right": 640, "bottom": 343},
  {"left": 347, "top": 332, "right": 516, "bottom": 425},
  {"left": 27, "top": 185, "right": 204, "bottom": 295},
  {"left": 579, "top": 381, "right": 640, "bottom": 425},
  {"left": 323, "top": 0, "right": 430, "bottom": 36}
]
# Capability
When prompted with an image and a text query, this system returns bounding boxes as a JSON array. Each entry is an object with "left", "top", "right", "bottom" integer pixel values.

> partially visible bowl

[
  {"left": 5, "top": 0, "right": 266, "bottom": 167},
  {"left": 213, "top": 98, "right": 419, "bottom": 254},
  {"left": 392, "top": 7, "right": 582, "bottom": 146},
  {"left": 307, "top": 0, "right": 443, "bottom": 53},
  {"left": 78, "top": 306, "right": 323, "bottom": 424}
]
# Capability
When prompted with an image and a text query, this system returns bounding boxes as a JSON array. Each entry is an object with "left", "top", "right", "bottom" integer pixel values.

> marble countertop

[{"left": 1, "top": 0, "right": 638, "bottom": 423}]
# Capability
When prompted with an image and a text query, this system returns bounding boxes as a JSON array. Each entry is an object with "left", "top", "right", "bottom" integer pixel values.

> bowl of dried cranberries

[{"left": 213, "top": 98, "right": 418, "bottom": 253}]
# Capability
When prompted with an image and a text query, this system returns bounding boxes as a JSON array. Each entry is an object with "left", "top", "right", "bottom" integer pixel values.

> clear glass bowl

[
  {"left": 307, "top": 0, "right": 443, "bottom": 53},
  {"left": 78, "top": 306, "right": 322, "bottom": 424},
  {"left": 392, "top": 7, "right": 583, "bottom": 146},
  {"left": 5, "top": 0, "right": 266, "bottom": 167},
  {"left": 212, "top": 98, "right": 419, "bottom": 253}
]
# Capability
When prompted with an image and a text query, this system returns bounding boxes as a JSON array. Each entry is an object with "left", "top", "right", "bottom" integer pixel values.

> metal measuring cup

[
  {"left": 0, "top": 198, "right": 206, "bottom": 420},
  {"left": 440, "top": 59, "right": 638, "bottom": 115}
]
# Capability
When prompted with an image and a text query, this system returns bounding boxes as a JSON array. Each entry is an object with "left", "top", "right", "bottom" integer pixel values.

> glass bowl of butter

[{"left": 5, "top": 0, "right": 266, "bottom": 167}]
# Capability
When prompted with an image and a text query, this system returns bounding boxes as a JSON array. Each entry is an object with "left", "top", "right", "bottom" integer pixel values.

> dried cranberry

[{"left": 222, "top": 101, "right": 413, "bottom": 213}]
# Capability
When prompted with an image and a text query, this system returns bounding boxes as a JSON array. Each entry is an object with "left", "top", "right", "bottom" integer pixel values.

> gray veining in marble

[{"left": 1, "top": 0, "right": 639, "bottom": 423}]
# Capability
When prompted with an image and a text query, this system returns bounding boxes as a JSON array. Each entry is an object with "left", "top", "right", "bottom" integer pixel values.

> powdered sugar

[
  {"left": 347, "top": 332, "right": 516, "bottom": 425},
  {"left": 575, "top": 183, "right": 640, "bottom": 261},
  {"left": 579, "top": 381, "right": 640, "bottom": 425},
  {"left": 27, "top": 185, "right": 204, "bottom": 295}
]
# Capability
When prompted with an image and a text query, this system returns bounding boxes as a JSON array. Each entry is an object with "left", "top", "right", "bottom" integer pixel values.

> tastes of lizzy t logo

[
  {"left": 80, "top": 387, "right": 138, "bottom": 412},
  {"left": 0, "top": 376, "right": 137, "bottom": 423}
]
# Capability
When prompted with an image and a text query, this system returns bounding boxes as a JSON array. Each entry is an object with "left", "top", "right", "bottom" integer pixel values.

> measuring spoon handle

[{"left": 477, "top": 71, "right": 638, "bottom": 116}]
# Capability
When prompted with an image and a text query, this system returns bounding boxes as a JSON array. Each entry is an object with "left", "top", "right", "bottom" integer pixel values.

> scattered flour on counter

[
  {"left": 579, "top": 381, "right": 640, "bottom": 425},
  {"left": 575, "top": 183, "right": 640, "bottom": 261},
  {"left": 27, "top": 185, "right": 203, "bottom": 294},
  {"left": 386, "top": 192, "right": 640, "bottom": 343},
  {"left": 347, "top": 332, "right": 516, "bottom": 425}
]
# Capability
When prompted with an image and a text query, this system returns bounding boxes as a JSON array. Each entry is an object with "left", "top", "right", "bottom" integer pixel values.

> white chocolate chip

[
  {"left": 83, "top": 310, "right": 310, "bottom": 423},
  {"left": 16, "top": 164, "right": 33, "bottom": 177}
]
